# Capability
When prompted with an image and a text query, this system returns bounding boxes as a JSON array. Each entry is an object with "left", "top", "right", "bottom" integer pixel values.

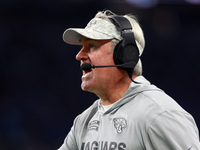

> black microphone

[
  {"left": 80, "top": 62, "right": 140, "bottom": 84},
  {"left": 81, "top": 62, "right": 136, "bottom": 71}
]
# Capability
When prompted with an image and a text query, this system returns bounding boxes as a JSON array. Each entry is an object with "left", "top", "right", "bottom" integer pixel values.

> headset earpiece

[{"left": 108, "top": 16, "right": 139, "bottom": 72}]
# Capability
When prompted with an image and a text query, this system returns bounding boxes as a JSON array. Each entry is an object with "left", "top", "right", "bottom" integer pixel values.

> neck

[{"left": 98, "top": 75, "right": 138, "bottom": 106}]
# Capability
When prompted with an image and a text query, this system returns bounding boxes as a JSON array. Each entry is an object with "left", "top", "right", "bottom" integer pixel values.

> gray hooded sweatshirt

[{"left": 58, "top": 76, "right": 200, "bottom": 150}]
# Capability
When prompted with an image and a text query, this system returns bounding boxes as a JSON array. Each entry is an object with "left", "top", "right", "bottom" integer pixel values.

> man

[{"left": 58, "top": 10, "right": 200, "bottom": 150}]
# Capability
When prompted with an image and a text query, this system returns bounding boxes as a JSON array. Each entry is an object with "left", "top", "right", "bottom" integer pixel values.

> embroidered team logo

[
  {"left": 87, "top": 19, "right": 96, "bottom": 28},
  {"left": 113, "top": 117, "right": 127, "bottom": 133},
  {"left": 88, "top": 120, "right": 99, "bottom": 131}
]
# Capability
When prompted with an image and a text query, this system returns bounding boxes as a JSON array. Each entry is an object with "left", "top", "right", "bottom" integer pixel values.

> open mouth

[
  {"left": 83, "top": 69, "right": 92, "bottom": 76},
  {"left": 81, "top": 62, "right": 93, "bottom": 76}
]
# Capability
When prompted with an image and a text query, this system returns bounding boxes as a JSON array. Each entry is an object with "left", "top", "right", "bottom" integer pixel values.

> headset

[{"left": 108, "top": 15, "right": 140, "bottom": 80}]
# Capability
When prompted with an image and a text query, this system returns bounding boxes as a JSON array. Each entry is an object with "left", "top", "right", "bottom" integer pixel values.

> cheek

[{"left": 95, "top": 53, "right": 114, "bottom": 66}]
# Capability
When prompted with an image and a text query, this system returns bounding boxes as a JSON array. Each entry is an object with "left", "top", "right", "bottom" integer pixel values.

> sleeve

[
  {"left": 58, "top": 117, "right": 79, "bottom": 150},
  {"left": 145, "top": 111, "right": 200, "bottom": 150}
]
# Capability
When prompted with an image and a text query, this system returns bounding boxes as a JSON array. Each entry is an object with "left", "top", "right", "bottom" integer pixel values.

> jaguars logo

[
  {"left": 113, "top": 117, "right": 127, "bottom": 133},
  {"left": 87, "top": 19, "right": 96, "bottom": 28}
]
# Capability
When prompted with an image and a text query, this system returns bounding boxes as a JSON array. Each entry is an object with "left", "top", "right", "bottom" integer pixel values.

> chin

[
  {"left": 81, "top": 82, "right": 92, "bottom": 91},
  {"left": 81, "top": 82, "right": 98, "bottom": 94}
]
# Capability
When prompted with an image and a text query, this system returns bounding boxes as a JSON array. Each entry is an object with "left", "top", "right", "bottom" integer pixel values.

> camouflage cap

[{"left": 63, "top": 18, "right": 122, "bottom": 45}]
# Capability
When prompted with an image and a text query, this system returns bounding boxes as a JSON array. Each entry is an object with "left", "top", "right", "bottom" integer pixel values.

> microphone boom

[{"left": 81, "top": 62, "right": 135, "bottom": 71}]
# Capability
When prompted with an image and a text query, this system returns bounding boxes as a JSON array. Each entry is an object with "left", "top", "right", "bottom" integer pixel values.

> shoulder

[
  {"left": 127, "top": 87, "right": 190, "bottom": 126},
  {"left": 128, "top": 89, "right": 198, "bottom": 137},
  {"left": 146, "top": 110, "right": 199, "bottom": 149}
]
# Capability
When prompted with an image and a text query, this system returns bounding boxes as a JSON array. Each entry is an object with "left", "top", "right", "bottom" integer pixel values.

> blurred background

[{"left": 0, "top": 0, "right": 199, "bottom": 149}]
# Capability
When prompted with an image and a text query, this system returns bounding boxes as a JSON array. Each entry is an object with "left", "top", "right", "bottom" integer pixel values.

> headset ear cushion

[
  {"left": 113, "top": 40, "right": 124, "bottom": 65},
  {"left": 113, "top": 40, "right": 139, "bottom": 67},
  {"left": 123, "top": 44, "right": 139, "bottom": 64}
]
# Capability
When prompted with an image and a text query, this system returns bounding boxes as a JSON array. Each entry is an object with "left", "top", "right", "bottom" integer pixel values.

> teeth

[
  {"left": 83, "top": 71, "right": 87, "bottom": 76},
  {"left": 83, "top": 70, "right": 91, "bottom": 76}
]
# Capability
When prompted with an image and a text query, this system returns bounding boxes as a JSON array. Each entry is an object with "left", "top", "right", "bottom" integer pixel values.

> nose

[{"left": 76, "top": 47, "right": 89, "bottom": 61}]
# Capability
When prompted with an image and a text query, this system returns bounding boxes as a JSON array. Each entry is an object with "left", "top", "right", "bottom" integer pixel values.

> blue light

[
  {"left": 125, "top": 0, "right": 159, "bottom": 8},
  {"left": 184, "top": 0, "right": 200, "bottom": 4}
]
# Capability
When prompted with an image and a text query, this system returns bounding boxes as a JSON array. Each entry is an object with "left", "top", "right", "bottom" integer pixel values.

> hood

[{"left": 100, "top": 76, "right": 163, "bottom": 114}]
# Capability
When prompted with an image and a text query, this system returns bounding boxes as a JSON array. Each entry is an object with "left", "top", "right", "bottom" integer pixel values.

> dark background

[{"left": 0, "top": 0, "right": 199, "bottom": 149}]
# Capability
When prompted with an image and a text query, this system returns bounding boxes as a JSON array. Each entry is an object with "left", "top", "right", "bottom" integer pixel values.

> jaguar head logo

[{"left": 113, "top": 117, "right": 127, "bottom": 133}]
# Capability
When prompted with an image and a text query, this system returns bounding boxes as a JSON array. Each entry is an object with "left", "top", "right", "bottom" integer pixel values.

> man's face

[{"left": 76, "top": 37, "right": 125, "bottom": 96}]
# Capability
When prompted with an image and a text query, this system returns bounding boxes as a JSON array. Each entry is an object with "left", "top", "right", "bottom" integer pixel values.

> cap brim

[{"left": 63, "top": 28, "right": 114, "bottom": 45}]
